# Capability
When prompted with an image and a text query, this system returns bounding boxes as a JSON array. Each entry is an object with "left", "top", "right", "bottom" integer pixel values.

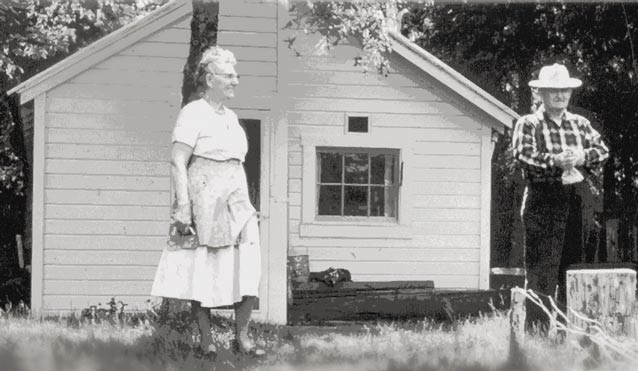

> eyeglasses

[{"left": 209, "top": 72, "right": 240, "bottom": 80}]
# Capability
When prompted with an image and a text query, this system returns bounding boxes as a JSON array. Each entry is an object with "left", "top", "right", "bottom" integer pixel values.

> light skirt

[{"left": 150, "top": 157, "right": 261, "bottom": 308}]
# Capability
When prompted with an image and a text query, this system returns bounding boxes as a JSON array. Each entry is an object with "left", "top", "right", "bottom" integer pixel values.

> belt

[
  {"left": 192, "top": 155, "right": 242, "bottom": 165},
  {"left": 527, "top": 176, "right": 562, "bottom": 184}
]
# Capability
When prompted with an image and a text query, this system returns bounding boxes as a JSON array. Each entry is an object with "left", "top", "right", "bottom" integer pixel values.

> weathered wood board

[{"left": 566, "top": 268, "right": 637, "bottom": 335}]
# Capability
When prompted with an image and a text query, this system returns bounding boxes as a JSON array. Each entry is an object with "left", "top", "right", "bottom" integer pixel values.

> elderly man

[{"left": 512, "top": 63, "right": 609, "bottom": 331}]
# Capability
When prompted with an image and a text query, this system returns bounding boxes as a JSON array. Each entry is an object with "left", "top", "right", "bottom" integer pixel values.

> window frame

[
  {"left": 315, "top": 146, "right": 400, "bottom": 221},
  {"left": 299, "top": 133, "right": 414, "bottom": 239}
]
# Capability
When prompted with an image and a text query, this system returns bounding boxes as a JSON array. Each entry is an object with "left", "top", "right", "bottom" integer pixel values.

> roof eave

[
  {"left": 388, "top": 31, "right": 519, "bottom": 131},
  {"left": 8, "top": 0, "right": 191, "bottom": 105}
]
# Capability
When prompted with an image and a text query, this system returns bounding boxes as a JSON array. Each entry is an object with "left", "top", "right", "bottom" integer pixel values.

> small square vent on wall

[{"left": 347, "top": 116, "right": 369, "bottom": 133}]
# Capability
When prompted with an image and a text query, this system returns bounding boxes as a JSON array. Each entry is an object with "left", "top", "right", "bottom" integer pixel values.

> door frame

[{"left": 209, "top": 109, "right": 271, "bottom": 321}]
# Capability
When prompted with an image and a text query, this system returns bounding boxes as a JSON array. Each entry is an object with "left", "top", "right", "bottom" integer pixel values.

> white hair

[{"left": 199, "top": 46, "right": 237, "bottom": 73}]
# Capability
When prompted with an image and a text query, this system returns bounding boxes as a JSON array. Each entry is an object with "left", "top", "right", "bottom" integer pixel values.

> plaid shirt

[{"left": 512, "top": 106, "right": 609, "bottom": 182}]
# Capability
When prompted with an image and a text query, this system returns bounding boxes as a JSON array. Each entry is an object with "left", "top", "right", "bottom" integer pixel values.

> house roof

[
  {"left": 7, "top": 0, "right": 192, "bottom": 104},
  {"left": 9, "top": 0, "right": 518, "bottom": 131},
  {"left": 389, "top": 31, "right": 519, "bottom": 130}
]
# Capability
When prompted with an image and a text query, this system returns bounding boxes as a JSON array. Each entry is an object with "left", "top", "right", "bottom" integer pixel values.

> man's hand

[
  {"left": 553, "top": 151, "right": 578, "bottom": 170},
  {"left": 570, "top": 148, "right": 586, "bottom": 166}
]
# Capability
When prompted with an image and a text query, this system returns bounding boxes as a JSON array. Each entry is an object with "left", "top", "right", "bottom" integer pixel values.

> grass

[{"left": 1, "top": 310, "right": 637, "bottom": 371}]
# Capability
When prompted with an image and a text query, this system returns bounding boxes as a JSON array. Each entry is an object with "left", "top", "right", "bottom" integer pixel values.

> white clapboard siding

[
  {"left": 44, "top": 250, "right": 161, "bottom": 266},
  {"left": 44, "top": 266, "right": 159, "bottom": 281},
  {"left": 289, "top": 247, "right": 479, "bottom": 262},
  {"left": 47, "top": 97, "right": 180, "bottom": 115},
  {"left": 412, "top": 155, "right": 481, "bottom": 169},
  {"left": 287, "top": 111, "right": 345, "bottom": 127},
  {"left": 43, "top": 295, "right": 155, "bottom": 311},
  {"left": 289, "top": 235, "right": 478, "bottom": 249},
  {"left": 98, "top": 55, "right": 186, "bottom": 72},
  {"left": 412, "top": 182, "right": 481, "bottom": 196},
  {"left": 372, "top": 113, "right": 482, "bottom": 130},
  {"left": 287, "top": 70, "right": 424, "bottom": 88},
  {"left": 70, "top": 68, "right": 183, "bottom": 87},
  {"left": 307, "top": 261, "right": 480, "bottom": 276},
  {"left": 285, "top": 40, "right": 487, "bottom": 289},
  {"left": 45, "top": 174, "right": 169, "bottom": 191},
  {"left": 412, "top": 222, "right": 481, "bottom": 235},
  {"left": 146, "top": 27, "right": 191, "bottom": 43},
  {"left": 119, "top": 41, "right": 190, "bottom": 58},
  {"left": 45, "top": 220, "right": 166, "bottom": 236},
  {"left": 46, "top": 144, "right": 169, "bottom": 161},
  {"left": 232, "top": 76, "right": 277, "bottom": 93},
  {"left": 412, "top": 168, "right": 481, "bottom": 183},
  {"left": 45, "top": 235, "right": 167, "bottom": 251},
  {"left": 218, "top": 15, "right": 277, "bottom": 33},
  {"left": 218, "top": 31, "right": 277, "bottom": 48},
  {"left": 47, "top": 112, "right": 177, "bottom": 131},
  {"left": 35, "top": 12, "right": 193, "bottom": 313},
  {"left": 47, "top": 128, "right": 169, "bottom": 146},
  {"left": 45, "top": 205, "right": 168, "bottom": 221},
  {"left": 287, "top": 83, "right": 443, "bottom": 102},
  {"left": 413, "top": 142, "right": 481, "bottom": 155},
  {"left": 45, "top": 190, "right": 169, "bottom": 206},
  {"left": 412, "top": 208, "right": 481, "bottom": 222},
  {"left": 222, "top": 1, "right": 277, "bottom": 18},
  {"left": 49, "top": 83, "right": 182, "bottom": 101},
  {"left": 46, "top": 159, "right": 169, "bottom": 176},
  {"left": 44, "top": 280, "right": 152, "bottom": 296},
  {"left": 413, "top": 195, "right": 481, "bottom": 209}
]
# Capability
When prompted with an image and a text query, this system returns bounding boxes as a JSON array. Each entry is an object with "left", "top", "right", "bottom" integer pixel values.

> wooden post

[
  {"left": 16, "top": 234, "right": 24, "bottom": 269},
  {"left": 628, "top": 302, "right": 638, "bottom": 340},
  {"left": 510, "top": 288, "right": 526, "bottom": 344},
  {"left": 566, "top": 268, "right": 637, "bottom": 335},
  {"left": 509, "top": 287, "right": 526, "bottom": 366},
  {"left": 606, "top": 219, "right": 619, "bottom": 262}
]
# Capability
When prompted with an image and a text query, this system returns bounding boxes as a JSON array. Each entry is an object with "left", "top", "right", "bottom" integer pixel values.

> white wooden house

[{"left": 8, "top": 0, "right": 518, "bottom": 324}]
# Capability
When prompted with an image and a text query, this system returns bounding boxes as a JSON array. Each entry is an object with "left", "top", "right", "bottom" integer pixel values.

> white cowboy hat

[{"left": 528, "top": 63, "right": 582, "bottom": 89}]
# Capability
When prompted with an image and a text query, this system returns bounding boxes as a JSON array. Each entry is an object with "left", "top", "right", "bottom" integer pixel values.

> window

[
  {"left": 316, "top": 148, "right": 399, "bottom": 218},
  {"left": 347, "top": 116, "right": 369, "bottom": 133}
]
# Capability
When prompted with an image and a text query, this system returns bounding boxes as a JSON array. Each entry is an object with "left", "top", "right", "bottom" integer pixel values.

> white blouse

[{"left": 171, "top": 99, "right": 248, "bottom": 162}]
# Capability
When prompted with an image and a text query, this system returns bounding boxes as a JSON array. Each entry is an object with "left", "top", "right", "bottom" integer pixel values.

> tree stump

[{"left": 566, "top": 268, "right": 637, "bottom": 335}]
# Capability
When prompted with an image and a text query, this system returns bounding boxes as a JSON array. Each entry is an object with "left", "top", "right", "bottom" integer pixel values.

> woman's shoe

[
  {"left": 232, "top": 338, "right": 266, "bottom": 358},
  {"left": 194, "top": 342, "right": 218, "bottom": 360}
]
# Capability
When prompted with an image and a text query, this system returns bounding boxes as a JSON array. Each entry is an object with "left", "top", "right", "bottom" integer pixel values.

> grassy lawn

[{"left": 0, "top": 311, "right": 636, "bottom": 371}]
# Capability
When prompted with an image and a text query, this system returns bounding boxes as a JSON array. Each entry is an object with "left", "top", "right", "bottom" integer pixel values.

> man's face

[{"left": 540, "top": 88, "right": 572, "bottom": 112}]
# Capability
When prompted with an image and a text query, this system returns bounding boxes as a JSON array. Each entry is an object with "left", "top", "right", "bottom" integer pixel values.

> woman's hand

[{"left": 172, "top": 203, "right": 193, "bottom": 234}]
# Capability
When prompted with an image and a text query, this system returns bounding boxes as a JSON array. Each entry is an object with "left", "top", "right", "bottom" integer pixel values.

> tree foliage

[
  {"left": 0, "top": 0, "right": 166, "bottom": 197},
  {"left": 289, "top": 1, "right": 638, "bottom": 261},
  {"left": 285, "top": 0, "right": 406, "bottom": 75}
]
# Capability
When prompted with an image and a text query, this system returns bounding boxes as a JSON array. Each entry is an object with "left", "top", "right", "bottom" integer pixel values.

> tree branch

[{"left": 621, "top": 3, "right": 638, "bottom": 83}]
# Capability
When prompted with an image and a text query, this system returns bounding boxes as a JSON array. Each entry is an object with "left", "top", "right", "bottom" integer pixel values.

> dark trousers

[{"left": 522, "top": 181, "right": 584, "bottom": 330}]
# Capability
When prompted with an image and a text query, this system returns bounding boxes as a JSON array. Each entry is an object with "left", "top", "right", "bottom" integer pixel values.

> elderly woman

[{"left": 151, "top": 46, "right": 262, "bottom": 357}]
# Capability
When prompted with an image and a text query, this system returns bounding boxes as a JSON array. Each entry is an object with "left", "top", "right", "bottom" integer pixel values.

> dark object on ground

[
  {"left": 289, "top": 280, "right": 508, "bottom": 324},
  {"left": 308, "top": 267, "right": 352, "bottom": 287}
]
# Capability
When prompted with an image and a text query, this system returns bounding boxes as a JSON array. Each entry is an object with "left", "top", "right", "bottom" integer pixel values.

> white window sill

[{"left": 299, "top": 221, "right": 412, "bottom": 239}]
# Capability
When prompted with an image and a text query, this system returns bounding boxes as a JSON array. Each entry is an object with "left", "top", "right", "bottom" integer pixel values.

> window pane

[
  {"left": 318, "top": 152, "right": 342, "bottom": 183},
  {"left": 344, "top": 186, "right": 368, "bottom": 216},
  {"left": 370, "top": 154, "right": 394, "bottom": 185},
  {"left": 344, "top": 153, "right": 368, "bottom": 184},
  {"left": 318, "top": 185, "right": 341, "bottom": 215},
  {"left": 370, "top": 186, "right": 385, "bottom": 216}
]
